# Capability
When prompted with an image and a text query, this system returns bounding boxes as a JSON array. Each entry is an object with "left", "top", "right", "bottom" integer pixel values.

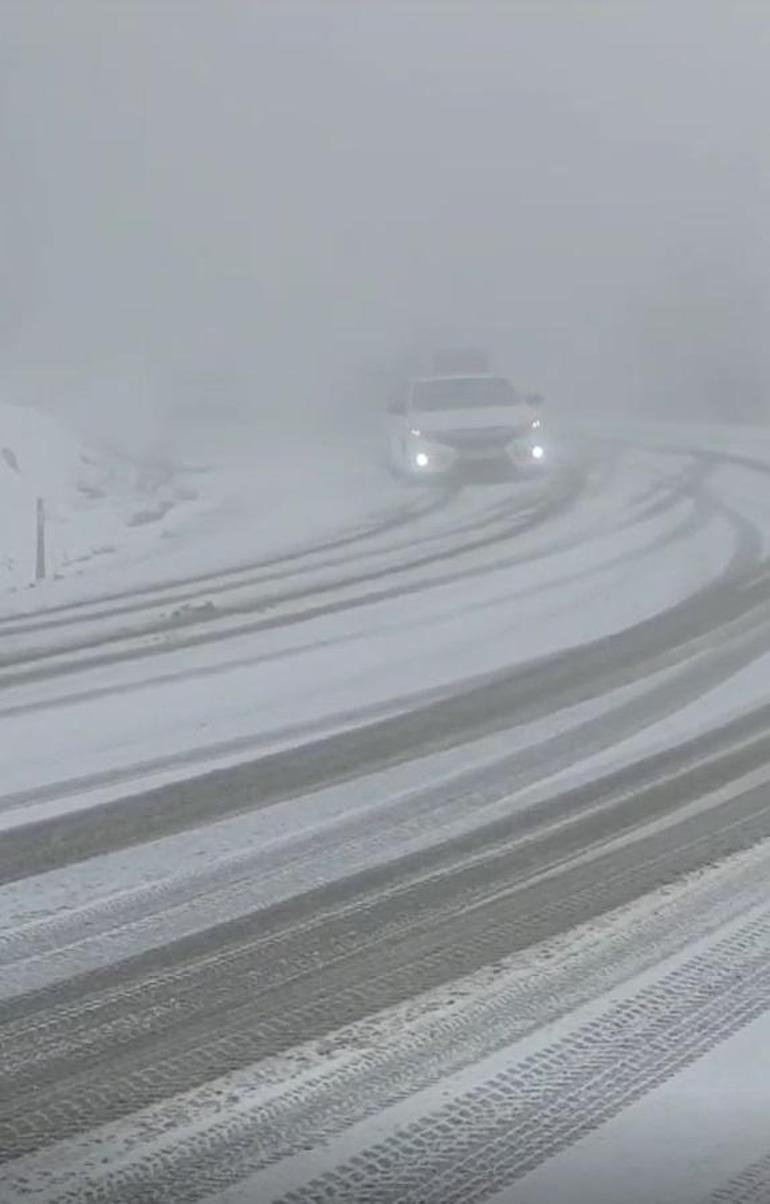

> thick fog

[{"left": 2, "top": 0, "right": 768, "bottom": 446}]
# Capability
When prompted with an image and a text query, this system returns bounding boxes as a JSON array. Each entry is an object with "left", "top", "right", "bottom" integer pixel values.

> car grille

[{"left": 429, "top": 427, "right": 518, "bottom": 451}]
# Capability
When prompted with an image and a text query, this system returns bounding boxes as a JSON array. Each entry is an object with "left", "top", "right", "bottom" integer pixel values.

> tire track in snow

[
  {"left": 4, "top": 681, "right": 770, "bottom": 993},
  {"left": 266, "top": 907, "right": 770, "bottom": 1204},
  {"left": 0, "top": 464, "right": 587, "bottom": 687},
  {"left": 0, "top": 459, "right": 699, "bottom": 725},
  {"left": 6, "top": 838, "right": 770, "bottom": 1204},
  {"left": 0, "top": 451, "right": 749, "bottom": 826},
  {"left": 1, "top": 444, "right": 770, "bottom": 1199},
  {"left": 4, "top": 751, "right": 770, "bottom": 1166},
  {"left": 708, "top": 1150, "right": 770, "bottom": 1203},
  {"left": 0, "top": 484, "right": 460, "bottom": 635},
  {"left": 0, "top": 462, "right": 759, "bottom": 886}
]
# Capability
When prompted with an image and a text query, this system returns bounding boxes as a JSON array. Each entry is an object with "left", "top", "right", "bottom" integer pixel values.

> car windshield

[{"left": 412, "top": 377, "right": 519, "bottom": 411}]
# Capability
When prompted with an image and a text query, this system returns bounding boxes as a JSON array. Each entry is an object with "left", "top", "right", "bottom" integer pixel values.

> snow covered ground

[
  {"left": 8, "top": 836, "right": 770, "bottom": 1203},
  {"left": 3, "top": 415, "right": 770, "bottom": 1203},
  {"left": 494, "top": 1006, "right": 770, "bottom": 1204},
  {"left": 0, "top": 398, "right": 409, "bottom": 610},
  {"left": 0, "top": 399, "right": 209, "bottom": 595},
  {"left": 0, "top": 442, "right": 734, "bottom": 805},
  {"left": 236, "top": 881, "right": 770, "bottom": 1204}
]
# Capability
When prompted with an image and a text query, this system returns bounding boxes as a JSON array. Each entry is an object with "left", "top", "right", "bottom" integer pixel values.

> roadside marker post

[{"left": 35, "top": 496, "right": 46, "bottom": 581}]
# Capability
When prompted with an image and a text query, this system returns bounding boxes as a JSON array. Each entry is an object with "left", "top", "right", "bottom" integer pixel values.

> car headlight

[
  {"left": 415, "top": 451, "right": 430, "bottom": 468},
  {"left": 531, "top": 444, "right": 545, "bottom": 460},
  {"left": 531, "top": 418, "right": 542, "bottom": 430}
]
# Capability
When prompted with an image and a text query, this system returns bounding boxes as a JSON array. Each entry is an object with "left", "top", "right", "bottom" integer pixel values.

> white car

[{"left": 387, "top": 374, "right": 545, "bottom": 479}]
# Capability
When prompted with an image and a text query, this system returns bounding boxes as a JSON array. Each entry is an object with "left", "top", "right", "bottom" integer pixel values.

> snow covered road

[
  {"left": 3, "top": 426, "right": 770, "bottom": 1202},
  {"left": 0, "top": 444, "right": 743, "bottom": 802}
]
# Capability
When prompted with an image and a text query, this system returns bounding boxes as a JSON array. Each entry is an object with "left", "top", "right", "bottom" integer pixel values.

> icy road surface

[{"left": 3, "top": 424, "right": 770, "bottom": 1202}]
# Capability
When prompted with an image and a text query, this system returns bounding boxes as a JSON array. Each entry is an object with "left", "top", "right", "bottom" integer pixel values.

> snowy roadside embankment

[
  {"left": 0, "top": 400, "right": 207, "bottom": 596},
  {"left": 0, "top": 400, "right": 405, "bottom": 609}
]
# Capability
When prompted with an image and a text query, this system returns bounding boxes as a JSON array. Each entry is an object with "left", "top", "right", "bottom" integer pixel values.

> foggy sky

[{"left": 2, "top": 0, "right": 768, "bottom": 424}]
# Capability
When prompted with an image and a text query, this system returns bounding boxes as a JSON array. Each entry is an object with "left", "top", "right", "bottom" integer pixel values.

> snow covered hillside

[{"left": 0, "top": 400, "right": 209, "bottom": 595}]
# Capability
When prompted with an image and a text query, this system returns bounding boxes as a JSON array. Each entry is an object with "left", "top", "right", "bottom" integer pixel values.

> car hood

[{"left": 411, "top": 406, "right": 535, "bottom": 436}]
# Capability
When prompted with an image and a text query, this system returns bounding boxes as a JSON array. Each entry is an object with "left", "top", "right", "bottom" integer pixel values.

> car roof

[{"left": 411, "top": 373, "right": 504, "bottom": 384}]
